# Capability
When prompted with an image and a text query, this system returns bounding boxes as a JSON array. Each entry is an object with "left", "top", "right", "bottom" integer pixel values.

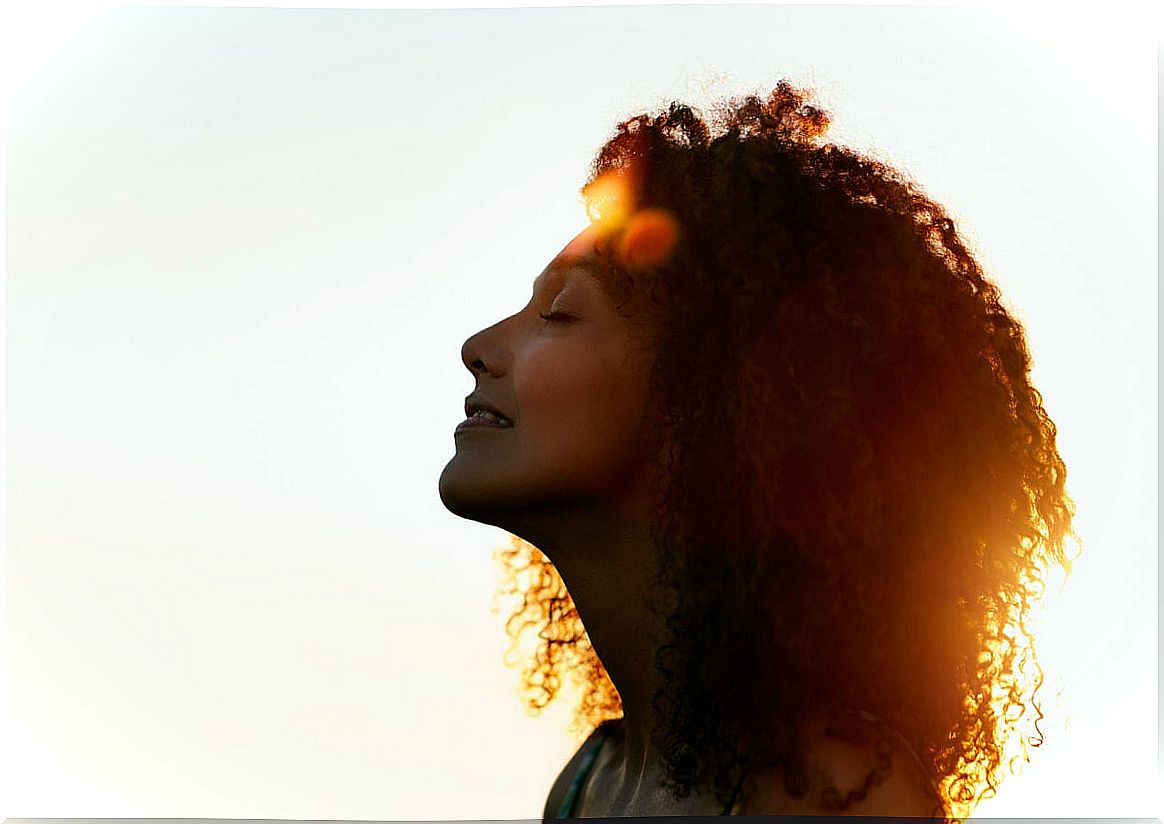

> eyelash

[{"left": 538, "top": 311, "right": 572, "bottom": 323}]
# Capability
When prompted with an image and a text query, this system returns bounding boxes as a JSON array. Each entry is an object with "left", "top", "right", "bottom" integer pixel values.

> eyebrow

[{"left": 532, "top": 258, "right": 606, "bottom": 295}]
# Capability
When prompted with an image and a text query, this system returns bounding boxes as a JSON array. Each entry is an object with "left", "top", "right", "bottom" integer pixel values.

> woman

[{"left": 438, "top": 80, "right": 1078, "bottom": 820}]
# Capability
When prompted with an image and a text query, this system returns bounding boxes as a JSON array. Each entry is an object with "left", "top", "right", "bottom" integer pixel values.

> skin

[
  {"left": 439, "top": 224, "right": 938, "bottom": 818},
  {"left": 438, "top": 224, "right": 688, "bottom": 811},
  {"left": 438, "top": 224, "right": 659, "bottom": 531}
]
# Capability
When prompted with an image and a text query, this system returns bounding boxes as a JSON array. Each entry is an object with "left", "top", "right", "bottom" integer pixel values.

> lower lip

[{"left": 455, "top": 417, "right": 513, "bottom": 433}]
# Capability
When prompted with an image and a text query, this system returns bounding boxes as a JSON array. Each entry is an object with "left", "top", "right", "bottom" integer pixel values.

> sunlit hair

[{"left": 491, "top": 80, "right": 1079, "bottom": 821}]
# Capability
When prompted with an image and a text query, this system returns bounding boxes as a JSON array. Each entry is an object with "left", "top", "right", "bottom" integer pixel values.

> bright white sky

[{"left": 4, "top": 0, "right": 1159, "bottom": 819}]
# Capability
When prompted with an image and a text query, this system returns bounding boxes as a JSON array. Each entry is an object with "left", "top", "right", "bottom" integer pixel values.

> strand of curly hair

[{"left": 489, "top": 79, "right": 1079, "bottom": 822}]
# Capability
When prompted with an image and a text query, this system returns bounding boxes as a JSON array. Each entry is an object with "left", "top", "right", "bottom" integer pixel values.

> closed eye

[{"left": 539, "top": 311, "right": 573, "bottom": 323}]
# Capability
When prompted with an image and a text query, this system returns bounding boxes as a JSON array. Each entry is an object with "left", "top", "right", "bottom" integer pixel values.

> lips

[
  {"left": 455, "top": 415, "right": 511, "bottom": 433},
  {"left": 462, "top": 394, "right": 514, "bottom": 427}
]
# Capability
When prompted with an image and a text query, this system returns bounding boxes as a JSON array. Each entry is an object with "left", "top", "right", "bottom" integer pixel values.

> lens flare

[
  {"left": 582, "top": 169, "right": 634, "bottom": 230},
  {"left": 617, "top": 208, "right": 679, "bottom": 271},
  {"left": 581, "top": 167, "right": 679, "bottom": 271}
]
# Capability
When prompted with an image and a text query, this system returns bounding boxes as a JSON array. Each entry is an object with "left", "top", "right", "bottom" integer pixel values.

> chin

[
  {"left": 440, "top": 471, "right": 572, "bottom": 543},
  {"left": 437, "top": 463, "right": 477, "bottom": 518},
  {"left": 439, "top": 461, "right": 510, "bottom": 524}
]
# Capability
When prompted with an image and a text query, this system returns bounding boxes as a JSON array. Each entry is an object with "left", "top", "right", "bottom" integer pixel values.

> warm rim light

[
  {"left": 617, "top": 207, "right": 680, "bottom": 271},
  {"left": 581, "top": 168, "right": 635, "bottom": 231}
]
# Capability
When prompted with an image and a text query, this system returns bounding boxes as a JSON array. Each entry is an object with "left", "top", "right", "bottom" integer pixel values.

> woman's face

[{"left": 438, "top": 225, "right": 658, "bottom": 526}]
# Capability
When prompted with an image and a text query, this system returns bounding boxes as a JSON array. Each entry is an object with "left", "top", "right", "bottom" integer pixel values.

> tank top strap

[
  {"left": 721, "top": 764, "right": 749, "bottom": 814},
  {"left": 555, "top": 720, "right": 616, "bottom": 819},
  {"left": 557, "top": 720, "right": 749, "bottom": 817}
]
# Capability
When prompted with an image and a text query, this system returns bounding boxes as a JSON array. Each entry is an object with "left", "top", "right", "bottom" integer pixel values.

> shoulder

[
  {"left": 735, "top": 717, "right": 939, "bottom": 817},
  {"left": 542, "top": 719, "right": 619, "bottom": 820}
]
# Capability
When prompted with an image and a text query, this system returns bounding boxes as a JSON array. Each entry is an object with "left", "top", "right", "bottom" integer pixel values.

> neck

[{"left": 497, "top": 499, "right": 670, "bottom": 801}]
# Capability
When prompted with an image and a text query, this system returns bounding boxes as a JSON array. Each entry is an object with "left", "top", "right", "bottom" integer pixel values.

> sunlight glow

[
  {"left": 581, "top": 168, "right": 635, "bottom": 230},
  {"left": 5, "top": 2, "right": 1154, "bottom": 819},
  {"left": 617, "top": 208, "right": 680, "bottom": 271}
]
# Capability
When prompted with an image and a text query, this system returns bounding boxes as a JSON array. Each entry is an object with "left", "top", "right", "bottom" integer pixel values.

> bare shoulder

[{"left": 735, "top": 718, "right": 939, "bottom": 817}]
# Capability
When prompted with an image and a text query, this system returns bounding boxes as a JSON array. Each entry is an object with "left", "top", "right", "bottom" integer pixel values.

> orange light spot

[
  {"left": 582, "top": 169, "right": 634, "bottom": 230},
  {"left": 617, "top": 208, "right": 679, "bottom": 270}
]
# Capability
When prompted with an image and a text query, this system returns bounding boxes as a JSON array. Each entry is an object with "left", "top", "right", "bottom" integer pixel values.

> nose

[{"left": 461, "top": 325, "right": 504, "bottom": 378}]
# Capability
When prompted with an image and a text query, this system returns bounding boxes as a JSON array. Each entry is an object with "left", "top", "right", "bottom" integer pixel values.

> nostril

[{"left": 461, "top": 327, "right": 505, "bottom": 377}]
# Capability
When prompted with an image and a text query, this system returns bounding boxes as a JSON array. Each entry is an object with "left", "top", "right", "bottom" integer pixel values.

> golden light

[
  {"left": 581, "top": 168, "right": 635, "bottom": 230},
  {"left": 617, "top": 208, "right": 680, "bottom": 271}
]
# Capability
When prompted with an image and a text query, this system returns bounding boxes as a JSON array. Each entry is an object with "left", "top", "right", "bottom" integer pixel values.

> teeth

[{"left": 472, "top": 409, "right": 506, "bottom": 424}]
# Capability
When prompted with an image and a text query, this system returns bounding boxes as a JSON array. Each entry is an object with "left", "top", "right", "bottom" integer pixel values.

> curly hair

[{"left": 490, "top": 80, "right": 1079, "bottom": 821}]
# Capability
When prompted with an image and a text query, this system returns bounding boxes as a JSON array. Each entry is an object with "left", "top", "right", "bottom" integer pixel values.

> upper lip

[{"left": 464, "top": 394, "right": 513, "bottom": 425}]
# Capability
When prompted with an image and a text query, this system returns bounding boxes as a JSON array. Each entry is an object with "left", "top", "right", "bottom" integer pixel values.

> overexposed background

[{"left": 5, "top": 1, "right": 1158, "bottom": 819}]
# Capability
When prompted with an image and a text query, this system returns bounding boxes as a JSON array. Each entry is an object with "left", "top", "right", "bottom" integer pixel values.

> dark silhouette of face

[{"left": 438, "top": 225, "right": 657, "bottom": 528}]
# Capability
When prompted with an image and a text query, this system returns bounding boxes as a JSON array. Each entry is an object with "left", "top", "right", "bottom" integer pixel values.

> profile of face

[{"left": 438, "top": 225, "right": 659, "bottom": 530}]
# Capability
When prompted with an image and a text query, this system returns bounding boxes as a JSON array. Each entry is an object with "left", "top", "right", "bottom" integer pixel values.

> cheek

[{"left": 524, "top": 356, "right": 651, "bottom": 478}]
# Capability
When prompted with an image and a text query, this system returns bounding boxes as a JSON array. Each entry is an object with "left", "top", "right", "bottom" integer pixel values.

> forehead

[
  {"left": 532, "top": 257, "right": 607, "bottom": 294},
  {"left": 532, "top": 227, "right": 610, "bottom": 294}
]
